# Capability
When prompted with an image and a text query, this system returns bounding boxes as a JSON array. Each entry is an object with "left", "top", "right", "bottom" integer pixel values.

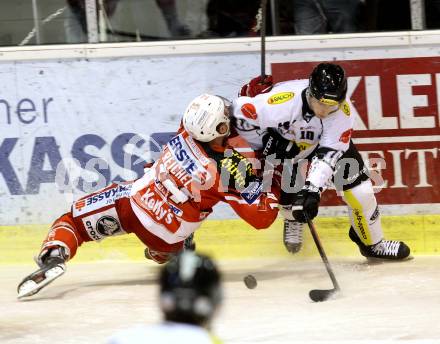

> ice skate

[
  {"left": 17, "top": 247, "right": 68, "bottom": 299},
  {"left": 283, "top": 219, "right": 304, "bottom": 254},
  {"left": 17, "top": 256, "right": 66, "bottom": 299},
  {"left": 349, "top": 227, "right": 411, "bottom": 261}
]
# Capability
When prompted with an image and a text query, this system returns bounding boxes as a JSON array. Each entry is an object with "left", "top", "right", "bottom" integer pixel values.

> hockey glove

[
  {"left": 262, "top": 128, "right": 299, "bottom": 160},
  {"left": 240, "top": 75, "right": 274, "bottom": 97},
  {"left": 144, "top": 248, "right": 175, "bottom": 264},
  {"left": 291, "top": 183, "right": 321, "bottom": 223}
]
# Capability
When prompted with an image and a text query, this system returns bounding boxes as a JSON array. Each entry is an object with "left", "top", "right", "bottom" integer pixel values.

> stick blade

[{"left": 309, "top": 288, "right": 339, "bottom": 302}]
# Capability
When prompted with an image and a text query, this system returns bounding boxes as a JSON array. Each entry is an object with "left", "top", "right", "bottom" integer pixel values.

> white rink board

[{"left": 1, "top": 32, "right": 440, "bottom": 225}]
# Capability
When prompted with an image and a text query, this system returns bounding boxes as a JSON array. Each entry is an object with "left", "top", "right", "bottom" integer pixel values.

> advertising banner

[
  {"left": 1, "top": 44, "right": 440, "bottom": 225},
  {"left": 0, "top": 55, "right": 256, "bottom": 224}
]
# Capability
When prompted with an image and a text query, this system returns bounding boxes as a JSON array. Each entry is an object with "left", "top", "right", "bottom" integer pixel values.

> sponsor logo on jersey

[
  {"left": 262, "top": 135, "right": 274, "bottom": 156},
  {"left": 154, "top": 178, "right": 170, "bottom": 197},
  {"left": 344, "top": 166, "right": 368, "bottom": 183},
  {"left": 339, "top": 129, "right": 353, "bottom": 144},
  {"left": 339, "top": 100, "right": 351, "bottom": 116},
  {"left": 85, "top": 184, "right": 132, "bottom": 206},
  {"left": 297, "top": 142, "right": 312, "bottom": 151},
  {"left": 168, "top": 136, "right": 197, "bottom": 174},
  {"left": 85, "top": 220, "right": 102, "bottom": 241},
  {"left": 75, "top": 199, "right": 86, "bottom": 212},
  {"left": 165, "top": 135, "right": 210, "bottom": 187},
  {"left": 267, "top": 92, "right": 294, "bottom": 105},
  {"left": 73, "top": 184, "right": 133, "bottom": 216},
  {"left": 96, "top": 216, "right": 121, "bottom": 236},
  {"left": 241, "top": 180, "right": 263, "bottom": 204},
  {"left": 241, "top": 103, "right": 258, "bottom": 120},
  {"left": 353, "top": 209, "right": 368, "bottom": 240},
  {"left": 169, "top": 203, "right": 183, "bottom": 217},
  {"left": 220, "top": 150, "right": 253, "bottom": 188},
  {"left": 186, "top": 136, "right": 210, "bottom": 166},
  {"left": 82, "top": 208, "right": 125, "bottom": 241},
  {"left": 140, "top": 190, "right": 174, "bottom": 224}
]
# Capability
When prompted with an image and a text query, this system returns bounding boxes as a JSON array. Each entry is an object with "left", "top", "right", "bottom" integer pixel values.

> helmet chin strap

[{"left": 306, "top": 89, "right": 340, "bottom": 117}]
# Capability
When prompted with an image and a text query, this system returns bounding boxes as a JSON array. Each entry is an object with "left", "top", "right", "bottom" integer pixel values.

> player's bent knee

[{"left": 342, "top": 180, "right": 377, "bottom": 211}]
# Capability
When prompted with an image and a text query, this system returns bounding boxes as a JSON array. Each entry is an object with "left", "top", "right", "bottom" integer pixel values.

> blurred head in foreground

[{"left": 159, "top": 251, "right": 222, "bottom": 327}]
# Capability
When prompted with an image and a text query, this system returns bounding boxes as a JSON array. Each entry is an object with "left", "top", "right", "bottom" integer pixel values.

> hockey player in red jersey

[
  {"left": 233, "top": 63, "right": 411, "bottom": 260},
  {"left": 17, "top": 94, "right": 279, "bottom": 299}
]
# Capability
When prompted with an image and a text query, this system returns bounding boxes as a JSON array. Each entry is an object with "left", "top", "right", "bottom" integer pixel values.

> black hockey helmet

[
  {"left": 309, "top": 63, "right": 347, "bottom": 105},
  {"left": 159, "top": 251, "right": 222, "bottom": 326}
]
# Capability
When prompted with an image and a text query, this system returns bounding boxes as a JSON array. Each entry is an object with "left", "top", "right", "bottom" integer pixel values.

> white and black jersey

[{"left": 232, "top": 80, "right": 366, "bottom": 191}]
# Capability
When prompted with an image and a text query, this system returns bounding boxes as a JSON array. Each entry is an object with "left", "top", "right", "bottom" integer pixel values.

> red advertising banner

[{"left": 272, "top": 57, "right": 440, "bottom": 205}]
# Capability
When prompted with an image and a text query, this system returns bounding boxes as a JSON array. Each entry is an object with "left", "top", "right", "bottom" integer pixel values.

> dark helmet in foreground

[
  {"left": 159, "top": 251, "right": 222, "bottom": 326},
  {"left": 309, "top": 63, "right": 347, "bottom": 105}
]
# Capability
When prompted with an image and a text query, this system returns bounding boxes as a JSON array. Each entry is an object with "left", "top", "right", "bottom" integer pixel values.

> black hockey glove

[
  {"left": 262, "top": 128, "right": 299, "bottom": 160},
  {"left": 291, "top": 183, "right": 321, "bottom": 223}
]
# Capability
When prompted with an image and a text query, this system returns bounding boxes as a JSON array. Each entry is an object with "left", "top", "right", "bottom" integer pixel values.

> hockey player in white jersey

[
  {"left": 108, "top": 251, "right": 223, "bottom": 344},
  {"left": 233, "top": 62, "right": 410, "bottom": 260}
]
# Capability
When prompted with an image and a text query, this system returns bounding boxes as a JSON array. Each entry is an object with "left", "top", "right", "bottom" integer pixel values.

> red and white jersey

[
  {"left": 58, "top": 129, "right": 278, "bottom": 264},
  {"left": 108, "top": 322, "right": 221, "bottom": 344},
  {"left": 232, "top": 79, "right": 356, "bottom": 188},
  {"left": 129, "top": 129, "right": 279, "bottom": 245}
]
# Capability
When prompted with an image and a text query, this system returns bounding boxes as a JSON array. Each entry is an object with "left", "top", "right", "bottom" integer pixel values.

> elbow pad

[
  {"left": 315, "top": 147, "right": 344, "bottom": 169},
  {"left": 307, "top": 147, "right": 344, "bottom": 189}
]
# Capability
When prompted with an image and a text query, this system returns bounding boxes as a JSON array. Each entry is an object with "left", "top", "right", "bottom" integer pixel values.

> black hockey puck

[{"left": 243, "top": 274, "right": 257, "bottom": 289}]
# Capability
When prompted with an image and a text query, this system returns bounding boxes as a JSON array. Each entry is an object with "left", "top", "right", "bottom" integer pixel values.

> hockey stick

[
  {"left": 260, "top": 0, "right": 268, "bottom": 79},
  {"left": 305, "top": 215, "right": 341, "bottom": 302}
]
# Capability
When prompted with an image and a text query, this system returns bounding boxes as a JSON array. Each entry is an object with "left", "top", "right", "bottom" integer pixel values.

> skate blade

[
  {"left": 365, "top": 255, "right": 414, "bottom": 265},
  {"left": 17, "top": 264, "right": 65, "bottom": 299}
]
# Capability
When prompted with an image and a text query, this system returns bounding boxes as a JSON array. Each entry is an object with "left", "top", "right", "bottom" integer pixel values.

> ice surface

[{"left": 2, "top": 257, "right": 440, "bottom": 344}]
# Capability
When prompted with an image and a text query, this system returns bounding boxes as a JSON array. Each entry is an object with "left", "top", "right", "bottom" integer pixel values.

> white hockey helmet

[{"left": 183, "top": 94, "right": 231, "bottom": 142}]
